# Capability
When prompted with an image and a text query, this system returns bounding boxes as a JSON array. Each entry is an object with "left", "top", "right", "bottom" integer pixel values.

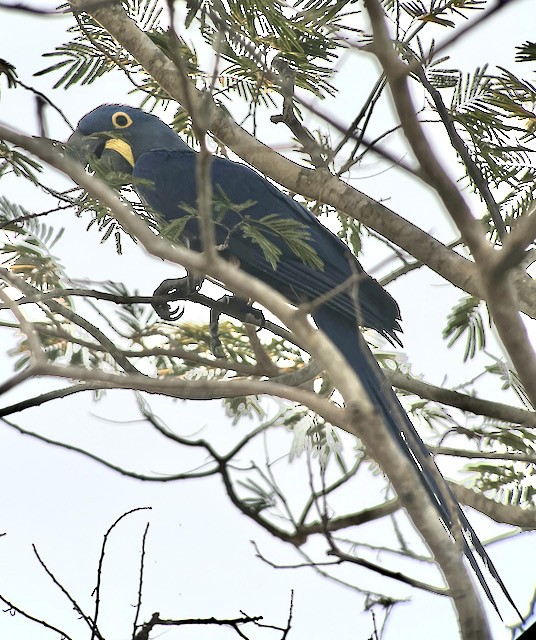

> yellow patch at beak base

[{"left": 104, "top": 138, "right": 135, "bottom": 167}]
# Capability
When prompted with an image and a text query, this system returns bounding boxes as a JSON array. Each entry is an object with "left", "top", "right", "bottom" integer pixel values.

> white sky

[{"left": 1, "top": 1, "right": 536, "bottom": 639}]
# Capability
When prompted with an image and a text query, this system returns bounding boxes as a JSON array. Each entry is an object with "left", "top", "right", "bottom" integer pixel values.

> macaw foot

[
  {"left": 152, "top": 275, "right": 203, "bottom": 321},
  {"left": 210, "top": 295, "right": 265, "bottom": 358}
]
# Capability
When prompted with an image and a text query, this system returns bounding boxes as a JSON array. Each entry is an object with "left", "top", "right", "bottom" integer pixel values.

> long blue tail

[{"left": 313, "top": 306, "right": 519, "bottom": 616}]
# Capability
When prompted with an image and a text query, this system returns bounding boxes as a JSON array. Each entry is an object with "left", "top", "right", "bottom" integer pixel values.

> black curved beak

[
  {"left": 66, "top": 129, "right": 135, "bottom": 174},
  {"left": 66, "top": 129, "right": 104, "bottom": 166}
]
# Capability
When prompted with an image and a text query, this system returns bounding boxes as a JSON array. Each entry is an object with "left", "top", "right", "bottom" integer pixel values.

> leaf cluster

[
  {"left": 449, "top": 66, "right": 535, "bottom": 184},
  {"left": 75, "top": 158, "right": 161, "bottom": 252},
  {"left": 469, "top": 458, "right": 536, "bottom": 509},
  {"left": 0, "top": 197, "right": 66, "bottom": 290},
  {"left": 193, "top": 0, "right": 353, "bottom": 104},
  {"left": 0, "top": 142, "right": 43, "bottom": 183},
  {"left": 443, "top": 295, "right": 486, "bottom": 361},
  {"left": 164, "top": 187, "right": 325, "bottom": 271},
  {"left": 35, "top": 0, "right": 197, "bottom": 107},
  {"left": 398, "top": 0, "right": 485, "bottom": 29},
  {"left": 239, "top": 213, "right": 325, "bottom": 270}
]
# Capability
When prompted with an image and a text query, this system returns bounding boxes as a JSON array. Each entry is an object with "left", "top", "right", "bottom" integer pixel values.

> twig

[
  {"left": 0, "top": 383, "right": 107, "bottom": 417},
  {"left": 333, "top": 76, "right": 386, "bottom": 159},
  {"left": 1, "top": 416, "right": 220, "bottom": 481},
  {"left": 91, "top": 508, "right": 152, "bottom": 640},
  {"left": 380, "top": 238, "right": 463, "bottom": 286},
  {"left": 325, "top": 544, "right": 447, "bottom": 595},
  {"left": 415, "top": 64, "right": 506, "bottom": 238},
  {"left": 0, "top": 2, "right": 63, "bottom": 13},
  {"left": 135, "top": 612, "right": 264, "bottom": 640},
  {"left": 434, "top": 446, "right": 536, "bottom": 464},
  {"left": 16, "top": 79, "right": 73, "bottom": 131},
  {"left": 165, "top": 0, "right": 216, "bottom": 260},
  {"left": 32, "top": 544, "right": 102, "bottom": 638},
  {"left": 298, "top": 456, "right": 364, "bottom": 526},
  {"left": 281, "top": 590, "right": 293, "bottom": 640},
  {"left": 407, "top": 0, "right": 523, "bottom": 71},
  {"left": 0, "top": 592, "right": 73, "bottom": 640},
  {"left": 132, "top": 522, "right": 151, "bottom": 639},
  {"left": 387, "top": 370, "right": 536, "bottom": 426}
]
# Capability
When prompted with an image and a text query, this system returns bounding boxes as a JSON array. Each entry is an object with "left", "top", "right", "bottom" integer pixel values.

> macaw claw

[
  {"left": 152, "top": 275, "right": 202, "bottom": 321},
  {"left": 209, "top": 295, "right": 265, "bottom": 357}
]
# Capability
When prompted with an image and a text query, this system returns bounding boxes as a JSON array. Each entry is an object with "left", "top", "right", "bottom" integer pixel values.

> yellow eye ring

[{"left": 112, "top": 111, "right": 133, "bottom": 129}]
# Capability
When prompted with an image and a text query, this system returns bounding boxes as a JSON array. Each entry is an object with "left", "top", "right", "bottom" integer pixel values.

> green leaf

[
  {"left": 516, "top": 41, "right": 536, "bottom": 64},
  {"left": 0, "top": 58, "right": 18, "bottom": 89},
  {"left": 0, "top": 197, "right": 66, "bottom": 290},
  {"left": 240, "top": 213, "right": 324, "bottom": 271},
  {"left": 443, "top": 296, "right": 486, "bottom": 361}
]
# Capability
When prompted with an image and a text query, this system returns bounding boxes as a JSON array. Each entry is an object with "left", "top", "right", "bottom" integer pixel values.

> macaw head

[{"left": 67, "top": 104, "right": 191, "bottom": 171}]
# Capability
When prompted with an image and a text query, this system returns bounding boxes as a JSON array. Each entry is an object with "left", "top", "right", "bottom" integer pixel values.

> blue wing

[{"left": 134, "top": 149, "right": 401, "bottom": 343}]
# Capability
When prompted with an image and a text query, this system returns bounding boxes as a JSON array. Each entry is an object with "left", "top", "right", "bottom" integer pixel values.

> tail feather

[{"left": 313, "top": 306, "right": 520, "bottom": 617}]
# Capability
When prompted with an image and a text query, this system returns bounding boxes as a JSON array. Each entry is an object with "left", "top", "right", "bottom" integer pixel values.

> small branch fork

[
  {"left": 0, "top": 506, "right": 293, "bottom": 640},
  {"left": 269, "top": 58, "right": 328, "bottom": 168},
  {"left": 133, "top": 611, "right": 288, "bottom": 640}
]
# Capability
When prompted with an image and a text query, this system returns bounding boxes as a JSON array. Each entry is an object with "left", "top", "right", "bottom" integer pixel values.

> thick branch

[
  {"left": 365, "top": 2, "right": 493, "bottom": 634},
  {"left": 450, "top": 484, "right": 536, "bottom": 529},
  {"left": 387, "top": 371, "right": 536, "bottom": 426},
  {"left": 364, "top": 0, "right": 536, "bottom": 415}
]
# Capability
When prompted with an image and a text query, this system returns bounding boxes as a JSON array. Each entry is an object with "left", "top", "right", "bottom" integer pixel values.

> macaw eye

[{"left": 112, "top": 111, "right": 133, "bottom": 129}]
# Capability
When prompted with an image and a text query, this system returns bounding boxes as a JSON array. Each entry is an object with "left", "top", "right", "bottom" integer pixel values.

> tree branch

[
  {"left": 387, "top": 371, "right": 536, "bottom": 426},
  {"left": 365, "top": 0, "right": 536, "bottom": 412},
  {"left": 450, "top": 484, "right": 536, "bottom": 529}
]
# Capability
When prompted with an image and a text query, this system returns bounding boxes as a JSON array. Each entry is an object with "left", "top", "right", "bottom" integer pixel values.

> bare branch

[
  {"left": 387, "top": 370, "right": 536, "bottom": 427},
  {"left": 0, "top": 383, "right": 106, "bottom": 417},
  {"left": 325, "top": 545, "right": 447, "bottom": 596},
  {"left": 32, "top": 544, "right": 102, "bottom": 638},
  {"left": 92, "top": 508, "right": 151, "bottom": 640},
  {"left": 1, "top": 416, "right": 220, "bottom": 481},
  {"left": 0, "top": 592, "right": 73, "bottom": 640},
  {"left": 450, "top": 484, "right": 536, "bottom": 529}
]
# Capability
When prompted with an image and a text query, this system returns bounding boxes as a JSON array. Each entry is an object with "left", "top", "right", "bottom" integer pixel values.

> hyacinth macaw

[{"left": 68, "top": 104, "right": 517, "bottom": 615}]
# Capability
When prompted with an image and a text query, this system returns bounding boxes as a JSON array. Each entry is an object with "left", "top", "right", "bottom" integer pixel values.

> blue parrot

[{"left": 68, "top": 104, "right": 517, "bottom": 615}]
